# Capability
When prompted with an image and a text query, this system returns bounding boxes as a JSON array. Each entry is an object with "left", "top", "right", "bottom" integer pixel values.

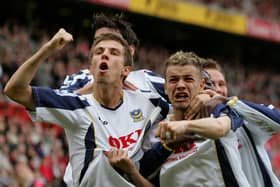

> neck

[
  {"left": 172, "top": 109, "right": 185, "bottom": 121},
  {"left": 93, "top": 83, "right": 123, "bottom": 108}
]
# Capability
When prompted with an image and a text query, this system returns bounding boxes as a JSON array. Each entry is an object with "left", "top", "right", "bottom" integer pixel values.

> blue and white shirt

[
  {"left": 30, "top": 87, "right": 169, "bottom": 186},
  {"left": 149, "top": 105, "right": 250, "bottom": 187},
  {"left": 232, "top": 100, "right": 280, "bottom": 187}
]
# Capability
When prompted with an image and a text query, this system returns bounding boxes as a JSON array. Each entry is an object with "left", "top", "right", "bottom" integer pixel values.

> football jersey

[
  {"left": 157, "top": 106, "right": 250, "bottom": 187},
  {"left": 29, "top": 87, "right": 169, "bottom": 186},
  {"left": 59, "top": 69, "right": 169, "bottom": 101},
  {"left": 232, "top": 100, "right": 280, "bottom": 187}
]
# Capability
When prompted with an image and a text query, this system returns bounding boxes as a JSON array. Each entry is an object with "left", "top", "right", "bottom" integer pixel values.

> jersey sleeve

[
  {"left": 137, "top": 90, "right": 170, "bottom": 120},
  {"left": 140, "top": 91, "right": 170, "bottom": 152},
  {"left": 31, "top": 86, "right": 90, "bottom": 129},
  {"left": 231, "top": 99, "right": 280, "bottom": 142},
  {"left": 139, "top": 142, "right": 172, "bottom": 179},
  {"left": 144, "top": 70, "right": 169, "bottom": 102},
  {"left": 59, "top": 69, "right": 93, "bottom": 92},
  {"left": 212, "top": 103, "right": 244, "bottom": 131},
  {"left": 127, "top": 70, "right": 169, "bottom": 102}
]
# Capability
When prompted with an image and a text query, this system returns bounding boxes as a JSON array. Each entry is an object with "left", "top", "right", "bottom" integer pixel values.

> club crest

[{"left": 130, "top": 109, "right": 144, "bottom": 122}]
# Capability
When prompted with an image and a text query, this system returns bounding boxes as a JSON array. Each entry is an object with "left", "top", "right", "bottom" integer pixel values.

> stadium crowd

[
  {"left": 0, "top": 20, "right": 280, "bottom": 186},
  {"left": 186, "top": 0, "right": 280, "bottom": 21}
]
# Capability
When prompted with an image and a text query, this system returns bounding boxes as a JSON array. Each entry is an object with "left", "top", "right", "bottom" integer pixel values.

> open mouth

[
  {"left": 174, "top": 93, "right": 188, "bottom": 100},
  {"left": 99, "top": 62, "right": 108, "bottom": 71}
]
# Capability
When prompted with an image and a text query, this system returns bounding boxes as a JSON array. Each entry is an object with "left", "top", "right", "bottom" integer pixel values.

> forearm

[
  {"left": 4, "top": 42, "right": 53, "bottom": 109},
  {"left": 104, "top": 149, "right": 156, "bottom": 187},
  {"left": 184, "top": 116, "right": 231, "bottom": 139},
  {"left": 4, "top": 28, "right": 73, "bottom": 110},
  {"left": 128, "top": 168, "right": 155, "bottom": 187}
]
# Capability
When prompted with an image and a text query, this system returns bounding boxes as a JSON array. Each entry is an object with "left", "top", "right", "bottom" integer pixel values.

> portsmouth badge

[{"left": 130, "top": 109, "right": 144, "bottom": 122}]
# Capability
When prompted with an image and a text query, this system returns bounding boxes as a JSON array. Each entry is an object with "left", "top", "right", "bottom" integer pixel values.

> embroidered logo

[{"left": 130, "top": 109, "right": 144, "bottom": 122}]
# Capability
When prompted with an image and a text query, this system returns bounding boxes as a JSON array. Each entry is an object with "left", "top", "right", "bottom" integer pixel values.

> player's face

[
  {"left": 165, "top": 65, "right": 205, "bottom": 110},
  {"left": 206, "top": 69, "right": 228, "bottom": 97},
  {"left": 90, "top": 40, "right": 128, "bottom": 85}
]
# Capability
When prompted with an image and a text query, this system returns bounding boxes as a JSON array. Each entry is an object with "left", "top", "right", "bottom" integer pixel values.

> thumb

[{"left": 155, "top": 121, "right": 166, "bottom": 137}]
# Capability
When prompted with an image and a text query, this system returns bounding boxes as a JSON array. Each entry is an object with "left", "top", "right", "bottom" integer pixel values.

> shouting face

[
  {"left": 90, "top": 39, "right": 129, "bottom": 86},
  {"left": 165, "top": 64, "right": 205, "bottom": 110}
]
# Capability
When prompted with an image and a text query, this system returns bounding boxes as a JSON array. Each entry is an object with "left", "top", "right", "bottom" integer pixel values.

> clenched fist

[{"left": 48, "top": 28, "right": 73, "bottom": 50}]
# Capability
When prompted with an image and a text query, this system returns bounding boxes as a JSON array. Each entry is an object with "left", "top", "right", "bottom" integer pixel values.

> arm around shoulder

[
  {"left": 156, "top": 116, "right": 231, "bottom": 141},
  {"left": 183, "top": 116, "right": 231, "bottom": 139}
]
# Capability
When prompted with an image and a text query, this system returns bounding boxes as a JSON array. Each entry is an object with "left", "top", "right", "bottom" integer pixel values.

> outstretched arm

[
  {"left": 4, "top": 28, "right": 73, "bottom": 110},
  {"left": 156, "top": 116, "right": 231, "bottom": 142}
]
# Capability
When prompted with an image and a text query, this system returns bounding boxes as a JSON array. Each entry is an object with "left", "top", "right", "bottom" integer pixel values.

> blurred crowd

[
  {"left": 185, "top": 0, "right": 280, "bottom": 22},
  {"left": 0, "top": 21, "right": 280, "bottom": 186},
  {"left": 0, "top": 23, "right": 87, "bottom": 187},
  {"left": 0, "top": 97, "right": 68, "bottom": 187}
]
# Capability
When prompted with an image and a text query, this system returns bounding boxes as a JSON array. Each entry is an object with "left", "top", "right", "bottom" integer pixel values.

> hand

[
  {"left": 156, "top": 121, "right": 188, "bottom": 143},
  {"left": 104, "top": 149, "right": 136, "bottom": 175},
  {"left": 199, "top": 95, "right": 228, "bottom": 118},
  {"left": 48, "top": 28, "right": 73, "bottom": 50},
  {"left": 123, "top": 80, "right": 138, "bottom": 91},
  {"left": 185, "top": 93, "right": 211, "bottom": 120},
  {"left": 202, "top": 89, "right": 218, "bottom": 97}
]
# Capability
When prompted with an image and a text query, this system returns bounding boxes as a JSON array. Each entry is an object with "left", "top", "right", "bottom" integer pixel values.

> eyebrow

[{"left": 94, "top": 46, "right": 122, "bottom": 53}]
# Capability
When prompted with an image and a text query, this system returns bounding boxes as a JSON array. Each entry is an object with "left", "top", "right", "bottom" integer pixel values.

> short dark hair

[
  {"left": 201, "top": 58, "right": 224, "bottom": 73},
  {"left": 92, "top": 13, "right": 139, "bottom": 47},
  {"left": 89, "top": 33, "right": 133, "bottom": 67}
]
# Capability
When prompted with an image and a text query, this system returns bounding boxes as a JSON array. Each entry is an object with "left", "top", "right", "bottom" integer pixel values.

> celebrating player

[
  {"left": 146, "top": 51, "right": 249, "bottom": 187},
  {"left": 4, "top": 29, "right": 169, "bottom": 187},
  {"left": 201, "top": 59, "right": 280, "bottom": 187}
]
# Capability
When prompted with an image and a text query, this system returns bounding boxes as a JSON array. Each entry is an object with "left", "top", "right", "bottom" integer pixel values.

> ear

[
  {"left": 199, "top": 79, "right": 205, "bottom": 92},
  {"left": 129, "top": 46, "right": 136, "bottom": 56},
  {"left": 122, "top": 66, "right": 131, "bottom": 77}
]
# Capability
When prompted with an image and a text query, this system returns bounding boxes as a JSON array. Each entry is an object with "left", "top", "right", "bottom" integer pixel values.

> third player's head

[
  {"left": 201, "top": 58, "right": 228, "bottom": 97},
  {"left": 164, "top": 51, "right": 205, "bottom": 111},
  {"left": 92, "top": 13, "right": 139, "bottom": 56}
]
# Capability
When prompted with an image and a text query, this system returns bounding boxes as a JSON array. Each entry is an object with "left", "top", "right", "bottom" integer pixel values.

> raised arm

[{"left": 4, "top": 28, "right": 73, "bottom": 110}]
